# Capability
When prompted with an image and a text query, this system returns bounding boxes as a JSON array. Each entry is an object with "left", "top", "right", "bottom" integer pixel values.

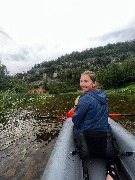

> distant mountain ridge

[
  {"left": 17, "top": 40, "right": 135, "bottom": 86},
  {"left": 1, "top": 38, "right": 135, "bottom": 93}
]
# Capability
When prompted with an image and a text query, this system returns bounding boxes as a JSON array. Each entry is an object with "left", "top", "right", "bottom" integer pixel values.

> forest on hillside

[{"left": 0, "top": 40, "right": 135, "bottom": 94}]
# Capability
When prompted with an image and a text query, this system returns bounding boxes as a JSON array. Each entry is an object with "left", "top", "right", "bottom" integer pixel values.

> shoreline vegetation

[
  {"left": 67, "top": 84, "right": 135, "bottom": 95},
  {"left": 106, "top": 84, "right": 135, "bottom": 95},
  {"left": 0, "top": 84, "right": 135, "bottom": 113},
  {"left": 1, "top": 41, "right": 135, "bottom": 95}
]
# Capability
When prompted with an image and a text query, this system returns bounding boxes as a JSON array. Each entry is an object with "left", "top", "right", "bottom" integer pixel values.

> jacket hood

[{"left": 87, "top": 89, "right": 108, "bottom": 104}]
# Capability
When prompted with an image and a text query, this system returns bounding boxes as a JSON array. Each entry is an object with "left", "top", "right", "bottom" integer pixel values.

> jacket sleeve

[{"left": 72, "top": 95, "right": 92, "bottom": 129}]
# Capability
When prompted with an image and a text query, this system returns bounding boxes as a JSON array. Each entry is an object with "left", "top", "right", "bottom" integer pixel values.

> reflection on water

[
  {"left": 0, "top": 93, "right": 135, "bottom": 179},
  {"left": 0, "top": 109, "right": 62, "bottom": 179}
]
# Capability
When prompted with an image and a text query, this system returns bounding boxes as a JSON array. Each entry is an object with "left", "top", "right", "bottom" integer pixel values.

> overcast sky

[{"left": 0, "top": 0, "right": 135, "bottom": 75}]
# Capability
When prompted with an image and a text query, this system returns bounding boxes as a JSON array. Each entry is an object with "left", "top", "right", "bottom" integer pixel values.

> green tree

[
  {"left": 97, "top": 58, "right": 135, "bottom": 89},
  {"left": 97, "top": 63, "right": 122, "bottom": 88},
  {"left": 120, "top": 58, "right": 135, "bottom": 84},
  {"left": 0, "top": 61, "right": 9, "bottom": 90}
]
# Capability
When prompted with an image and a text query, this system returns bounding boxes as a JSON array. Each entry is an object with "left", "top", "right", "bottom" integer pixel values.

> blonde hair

[{"left": 81, "top": 71, "right": 97, "bottom": 83}]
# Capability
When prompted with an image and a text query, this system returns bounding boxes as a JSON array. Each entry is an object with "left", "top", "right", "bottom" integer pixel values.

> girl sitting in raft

[{"left": 71, "top": 71, "right": 118, "bottom": 180}]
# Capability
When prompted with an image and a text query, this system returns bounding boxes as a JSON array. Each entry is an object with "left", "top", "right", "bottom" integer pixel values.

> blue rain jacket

[{"left": 72, "top": 89, "right": 112, "bottom": 133}]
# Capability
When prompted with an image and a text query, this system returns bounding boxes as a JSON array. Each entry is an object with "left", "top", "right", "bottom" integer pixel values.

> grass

[
  {"left": 0, "top": 84, "right": 135, "bottom": 113},
  {"left": 0, "top": 90, "right": 54, "bottom": 113},
  {"left": 106, "top": 84, "right": 135, "bottom": 94}
]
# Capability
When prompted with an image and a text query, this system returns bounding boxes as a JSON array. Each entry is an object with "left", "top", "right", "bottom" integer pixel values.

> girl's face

[{"left": 80, "top": 74, "right": 96, "bottom": 92}]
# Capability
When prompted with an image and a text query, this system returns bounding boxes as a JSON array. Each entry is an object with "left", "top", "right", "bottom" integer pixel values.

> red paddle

[
  {"left": 36, "top": 113, "right": 135, "bottom": 119},
  {"left": 109, "top": 114, "right": 135, "bottom": 117}
]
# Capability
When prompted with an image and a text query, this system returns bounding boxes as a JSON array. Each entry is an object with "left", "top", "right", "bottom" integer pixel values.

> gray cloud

[
  {"left": 88, "top": 19, "right": 135, "bottom": 45},
  {"left": 0, "top": 27, "right": 14, "bottom": 47},
  {"left": 100, "top": 28, "right": 135, "bottom": 43},
  {"left": 0, "top": 43, "right": 63, "bottom": 75}
]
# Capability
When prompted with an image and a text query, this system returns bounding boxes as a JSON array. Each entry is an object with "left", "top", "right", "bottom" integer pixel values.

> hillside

[
  {"left": 1, "top": 40, "right": 135, "bottom": 93},
  {"left": 16, "top": 40, "right": 135, "bottom": 82}
]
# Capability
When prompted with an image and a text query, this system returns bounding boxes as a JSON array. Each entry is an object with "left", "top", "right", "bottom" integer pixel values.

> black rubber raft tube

[{"left": 41, "top": 118, "right": 135, "bottom": 180}]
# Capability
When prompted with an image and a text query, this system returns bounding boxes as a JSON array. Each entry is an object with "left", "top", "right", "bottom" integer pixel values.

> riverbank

[
  {"left": 66, "top": 84, "right": 135, "bottom": 96},
  {"left": 106, "top": 84, "right": 135, "bottom": 94},
  {"left": 0, "top": 84, "right": 135, "bottom": 114}
]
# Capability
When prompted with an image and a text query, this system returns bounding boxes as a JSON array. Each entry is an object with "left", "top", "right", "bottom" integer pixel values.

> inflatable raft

[{"left": 41, "top": 118, "right": 135, "bottom": 180}]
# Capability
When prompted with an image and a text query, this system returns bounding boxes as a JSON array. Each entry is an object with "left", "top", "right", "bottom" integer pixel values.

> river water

[{"left": 0, "top": 93, "right": 135, "bottom": 180}]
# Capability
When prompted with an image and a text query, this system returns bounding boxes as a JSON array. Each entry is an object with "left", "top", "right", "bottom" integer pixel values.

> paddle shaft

[
  {"left": 36, "top": 115, "right": 68, "bottom": 119},
  {"left": 109, "top": 114, "right": 135, "bottom": 117},
  {"left": 36, "top": 114, "right": 135, "bottom": 119}
]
